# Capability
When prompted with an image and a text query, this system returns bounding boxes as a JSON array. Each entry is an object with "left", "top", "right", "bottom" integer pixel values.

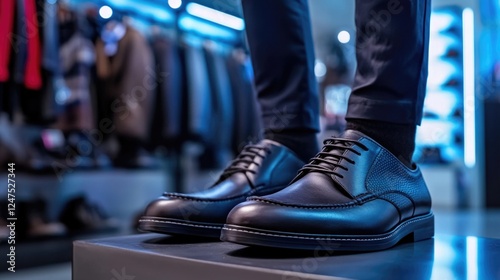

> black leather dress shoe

[
  {"left": 138, "top": 140, "right": 305, "bottom": 237},
  {"left": 221, "top": 130, "right": 434, "bottom": 251}
]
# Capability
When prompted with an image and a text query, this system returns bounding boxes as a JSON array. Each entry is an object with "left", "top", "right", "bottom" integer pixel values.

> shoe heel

[{"left": 410, "top": 214, "right": 434, "bottom": 242}]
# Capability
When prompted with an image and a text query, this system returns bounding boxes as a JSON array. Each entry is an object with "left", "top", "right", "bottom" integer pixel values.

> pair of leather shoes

[
  {"left": 139, "top": 131, "right": 434, "bottom": 251},
  {"left": 139, "top": 139, "right": 305, "bottom": 237}
]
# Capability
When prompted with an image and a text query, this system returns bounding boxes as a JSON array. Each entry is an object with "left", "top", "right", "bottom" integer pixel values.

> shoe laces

[
  {"left": 298, "top": 137, "right": 368, "bottom": 178},
  {"left": 218, "top": 144, "right": 271, "bottom": 181}
]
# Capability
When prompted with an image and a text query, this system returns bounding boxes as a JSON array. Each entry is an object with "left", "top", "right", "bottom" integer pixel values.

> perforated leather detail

[{"left": 366, "top": 151, "right": 432, "bottom": 216}]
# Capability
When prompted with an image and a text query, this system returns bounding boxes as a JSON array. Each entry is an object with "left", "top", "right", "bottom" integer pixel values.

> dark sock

[
  {"left": 346, "top": 119, "right": 416, "bottom": 167},
  {"left": 264, "top": 129, "right": 319, "bottom": 162}
]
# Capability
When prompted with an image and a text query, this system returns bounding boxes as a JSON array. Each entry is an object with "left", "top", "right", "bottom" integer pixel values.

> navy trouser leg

[
  {"left": 347, "top": 0, "right": 431, "bottom": 125},
  {"left": 241, "top": 0, "right": 320, "bottom": 133}
]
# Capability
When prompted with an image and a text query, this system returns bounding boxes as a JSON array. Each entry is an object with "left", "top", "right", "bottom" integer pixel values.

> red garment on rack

[
  {"left": 0, "top": 0, "right": 16, "bottom": 82},
  {"left": 24, "top": 0, "right": 42, "bottom": 90}
]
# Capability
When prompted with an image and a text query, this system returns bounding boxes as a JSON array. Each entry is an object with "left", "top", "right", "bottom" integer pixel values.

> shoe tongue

[
  {"left": 339, "top": 129, "right": 366, "bottom": 140},
  {"left": 217, "top": 140, "right": 275, "bottom": 186},
  {"left": 259, "top": 139, "right": 281, "bottom": 148},
  {"left": 301, "top": 130, "right": 366, "bottom": 199},
  {"left": 221, "top": 140, "right": 278, "bottom": 179},
  {"left": 232, "top": 140, "right": 273, "bottom": 168},
  {"left": 315, "top": 130, "right": 364, "bottom": 167}
]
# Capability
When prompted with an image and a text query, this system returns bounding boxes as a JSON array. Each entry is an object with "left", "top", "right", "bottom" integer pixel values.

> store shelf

[
  {"left": 0, "top": 169, "right": 169, "bottom": 224},
  {"left": 0, "top": 229, "right": 122, "bottom": 271},
  {"left": 0, "top": 169, "right": 169, "bottom": 269}
]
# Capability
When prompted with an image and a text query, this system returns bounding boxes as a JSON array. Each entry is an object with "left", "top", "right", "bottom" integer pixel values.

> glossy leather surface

[
  {"left": 226, "top": 130, "right": 432, "bottom": 235},
  {"left": 142, "top": 140, "right": 305, "bottom": 224}
]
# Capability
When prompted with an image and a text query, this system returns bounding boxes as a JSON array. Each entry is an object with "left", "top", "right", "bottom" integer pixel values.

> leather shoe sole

[
  {"left": 221, "top": 213, "right": 434, "bottom": 251},
  {"left": 139, "top": 217, "right": 222, "bottom": 238}
]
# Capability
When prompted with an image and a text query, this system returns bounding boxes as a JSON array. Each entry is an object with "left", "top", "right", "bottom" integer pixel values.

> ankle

[
  {"left": 346, "top": 119, "right": 416, "bottom": 167},
  {"left": 264, "top": 129, "right": 318, "bottom": 162}
]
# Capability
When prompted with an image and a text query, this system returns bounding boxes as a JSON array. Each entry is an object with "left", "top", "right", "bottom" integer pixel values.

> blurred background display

[
  {"left": 416, "top": 7, "right": 466, "bottom": 165},
  {"left": 0, "top": 0, "right": 498, "bottom": 278}
]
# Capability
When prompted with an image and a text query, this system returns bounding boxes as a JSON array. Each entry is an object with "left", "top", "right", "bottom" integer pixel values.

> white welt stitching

[{"left": 140, "top": 219, "right": 222, "bottom": 229}]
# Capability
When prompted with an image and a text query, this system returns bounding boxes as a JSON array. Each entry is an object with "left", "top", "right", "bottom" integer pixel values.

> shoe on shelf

[
  {"left": 59, "top": 195, "right": 118, "bottom": 234},
  {"left": 138, "top": 140, "right": 305, "bottom": 238},
  {"left": 221, "top": 130, "right": 434, "bottom": 251}
]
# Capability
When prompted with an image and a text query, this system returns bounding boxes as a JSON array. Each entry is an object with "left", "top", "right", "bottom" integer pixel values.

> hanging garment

[
  {"left": 42, "top": 0, "right": 60, "bottom": 73},
  {"left": 183, "top": 42, "right": 213, "bottom": 143},
  {"left": 56, "top": 33, "right": 95, "bottom": 131},
  {"left": 12, "top": 0, "right": 28, "bottom": 84},
  {"left": 150, "top": 34, "right": 183, "bottom": 145},
  {"left": 0, "top": 0, "right": 25, "bottom": 120},
  {"left": 23, "top": 0, "right": 42, "bottom": 90},
  {"left": 177, "top": 45, "right": 190, "bottom": 141},
  {"left": 0, "top": 0, "right": 16, "bottom": 82},
  {"left": 203, "top": 43, "right": 234, "bottom": 158},
  {"left": 96, "top": 25, "right": 155, "bottom": 140}
]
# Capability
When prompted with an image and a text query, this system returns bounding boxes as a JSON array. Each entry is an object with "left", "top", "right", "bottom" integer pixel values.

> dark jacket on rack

[
  {"left": 150, "top": 34, "right": 183, "bottom": 143},
  {"left": 203, "top": 43, "right": 234, "bottom": 157},
  {"left": 183, "top": 41, "right": 213, "bottom": 143},
  {"left": 96, "top": 26, "right": 155, "bottom": 140}
]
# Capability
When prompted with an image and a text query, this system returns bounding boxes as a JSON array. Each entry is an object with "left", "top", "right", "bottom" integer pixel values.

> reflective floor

[{"left": 430, "top": 235, "right": 499, "bottom": 280}]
